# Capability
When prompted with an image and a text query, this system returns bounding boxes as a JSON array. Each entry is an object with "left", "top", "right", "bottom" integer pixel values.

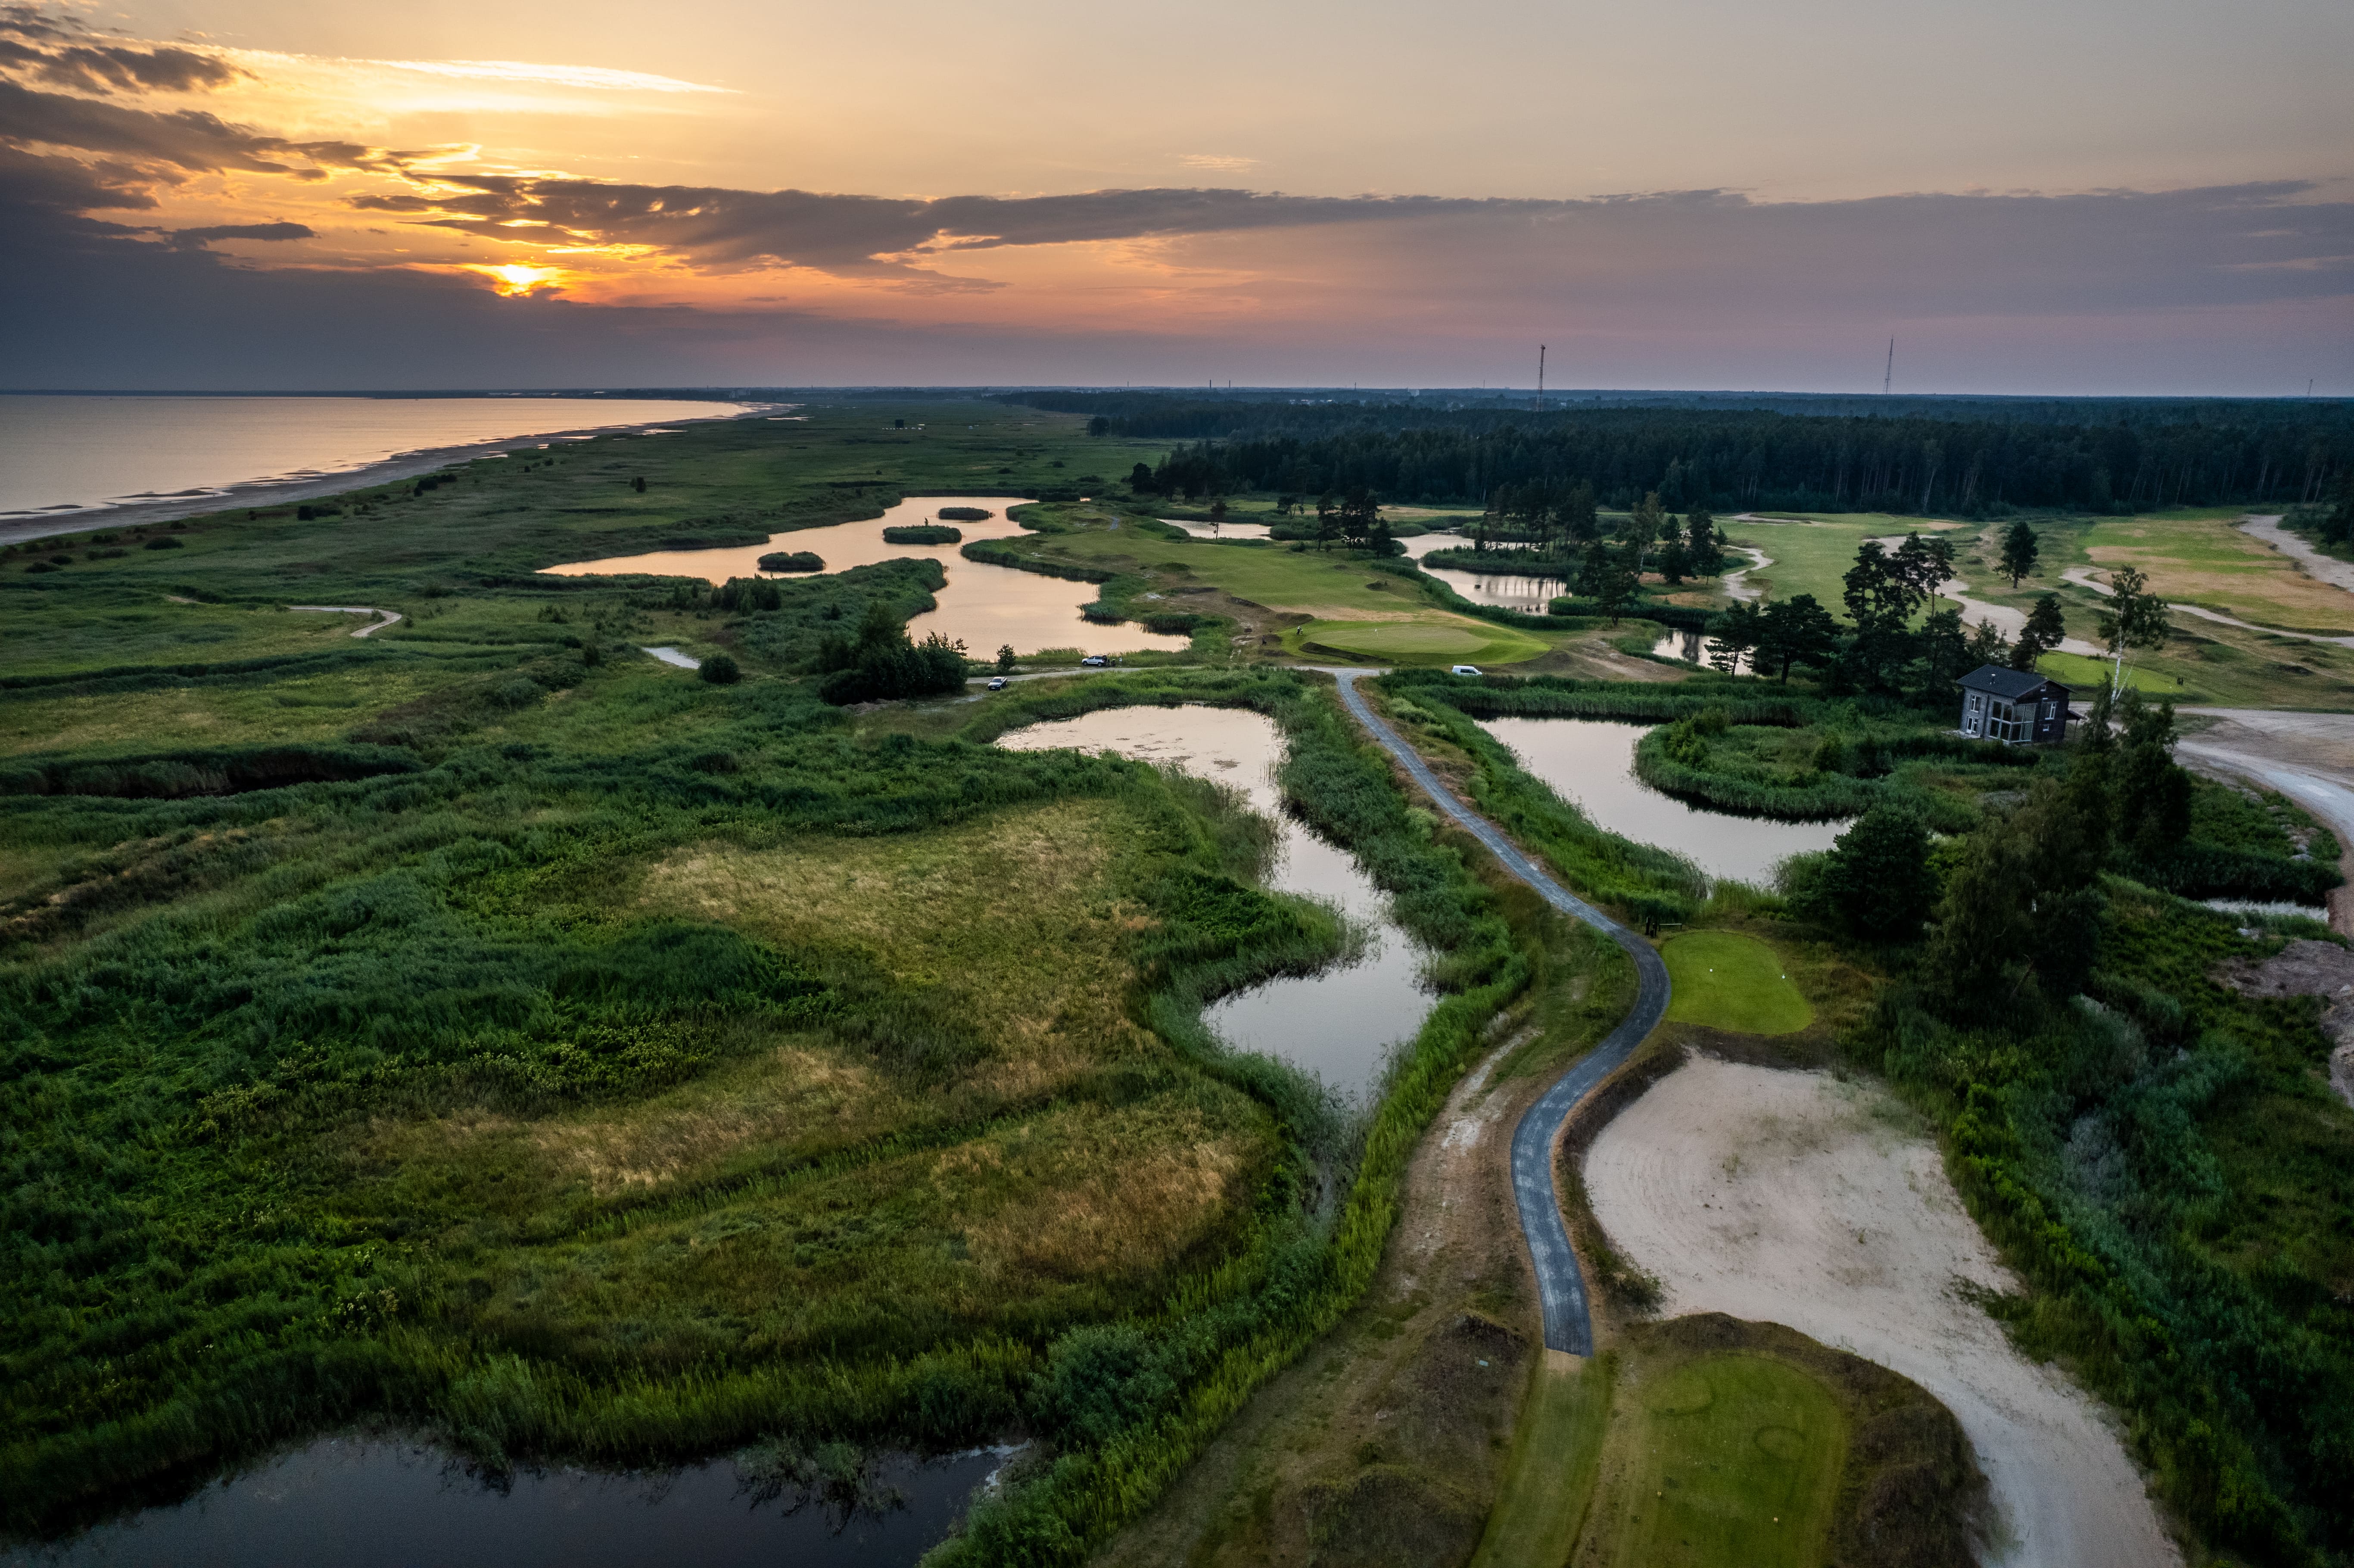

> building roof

[{"left": 1957, "top": 664, "right": 2069, "bottom": 700}]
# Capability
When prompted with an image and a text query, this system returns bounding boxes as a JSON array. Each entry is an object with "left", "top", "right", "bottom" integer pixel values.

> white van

[{"left": 1450, "top": 664, "right": 1482, "bottom": 676}]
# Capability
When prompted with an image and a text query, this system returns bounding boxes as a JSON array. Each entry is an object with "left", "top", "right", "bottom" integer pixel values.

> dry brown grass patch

[
  {"left": 966, "top": 1122, "right": 1247, "bottom": 1282},
  {"left": 635, "top": 799, "right": 1154, "bottom": 1070}
]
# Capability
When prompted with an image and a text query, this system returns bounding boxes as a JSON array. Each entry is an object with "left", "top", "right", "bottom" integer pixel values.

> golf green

[
  {"left": 1594, "top": 1351, "right": 1847, "bottom": 1568},
  {"left": 1297, "top": 616, "right": 1548, "bottom": 666},
  {"left": 1662, "top": 932, "right": 1812, "bottom": 1036}
]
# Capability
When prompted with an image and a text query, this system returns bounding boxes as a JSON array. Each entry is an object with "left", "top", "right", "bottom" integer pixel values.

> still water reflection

[
  {"left": 542, "top": 496, "right": 1189, "bottom": 658},
  {"left": 1159, "top": 518, "right": 1271, "bottom": 540},
  {"left": 1479, "top": 717, "right": 1848, "bottom": 887},
  {"left": 1648, "top": 628, "right": 1756, "bottom": 674},
  {"left": 3, "top": 1438, "right": 1009, "bottom": 1568},
  {"left": 997, "top": 706, "right": 1432, "bottom": 1103},
  {"left": 1400, "top": 533, "right": 1571, "bottom": 613}
]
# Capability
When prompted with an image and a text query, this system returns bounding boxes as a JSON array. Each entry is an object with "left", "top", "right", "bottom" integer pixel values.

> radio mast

[
  {"left": 1536, "top": 345, "right": 1546, "bottom": 413},
  {"left": 1883, "top": 338, "right": 1895, "bottom": 396}
]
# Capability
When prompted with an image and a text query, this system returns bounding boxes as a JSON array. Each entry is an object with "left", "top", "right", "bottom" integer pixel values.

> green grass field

[
  {"left": 1725, "top": 515, "right": 1964, "bottom": 609},
  {"left": 1661, "top": 932, "right": 1812, "bottom": 1036},
  {"left": 1472, "top": 1353, "right": 1614, "bottom": 1568},
  {"left": 1720, "top": 507, "right": 2354, "bottom": 709},
  {"left": 2083, "top": 509, "right": 2354, "bottom": 635},
  {"left": 2034, "top": 650, "right": 2186, "bottom": 695}
]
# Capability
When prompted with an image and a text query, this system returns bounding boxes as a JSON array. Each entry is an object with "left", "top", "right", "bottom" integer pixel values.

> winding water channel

[
  {"left": 1479, "top": 717, "right": 1848, "bottom": 887},
  {"left": 998, "top": 704, "right": 1434, "bottom": 1104},
  {"left": 545, "top": 496, "right": 1191, "bottom": 657},
  {"left": 1158, "top": 520, "right": 1563, "bottom": 614},
  {"left": 22, "top": 690, "right": 1834, "bottom": 1559}
]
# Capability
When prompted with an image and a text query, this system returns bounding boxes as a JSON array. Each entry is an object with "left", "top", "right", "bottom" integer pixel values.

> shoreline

[{"left": 0, "top": 399, "right": 784, "bottom": 550}]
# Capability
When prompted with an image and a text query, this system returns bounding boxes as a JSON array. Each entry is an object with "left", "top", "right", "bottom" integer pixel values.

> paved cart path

[{"left": 1328, "top": 669, "right": 1670, "bottom": 1354}]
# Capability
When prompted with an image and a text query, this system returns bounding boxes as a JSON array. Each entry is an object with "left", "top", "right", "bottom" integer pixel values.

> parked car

[
  {"left": 986, "top": 675, "right": 1008, "bottom": 691},
  {"left": 1450, "top": 664, "right": 1483, "bottom": 676},
  {"left": 1080, "top": 655, "right": 1109, "bottom": 667}
]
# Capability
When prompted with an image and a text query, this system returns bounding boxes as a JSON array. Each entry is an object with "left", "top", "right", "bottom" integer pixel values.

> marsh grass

[{"left": 1872, "top": 883, "right": 2354, "bottom": 1559}]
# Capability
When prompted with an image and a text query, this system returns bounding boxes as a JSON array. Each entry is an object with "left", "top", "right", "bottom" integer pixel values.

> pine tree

[
  {"left": 2008, "top": 594, "right": 2067, "bottom": 669},
  {"left": 1999, "top": 521, "right": 2040, "bottom": 587}
]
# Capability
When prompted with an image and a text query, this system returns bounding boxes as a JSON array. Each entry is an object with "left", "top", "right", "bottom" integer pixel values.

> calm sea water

[{"left": 0, "top": 395, "right": 753, "bottom": 517}]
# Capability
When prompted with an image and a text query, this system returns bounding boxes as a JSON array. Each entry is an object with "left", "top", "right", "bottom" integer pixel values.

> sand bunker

[{"left": 1584, "top": 1057, "right": 2179, "bottom": 1568}]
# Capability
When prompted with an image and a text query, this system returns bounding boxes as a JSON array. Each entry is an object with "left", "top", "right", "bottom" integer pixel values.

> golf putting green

[
  {"left": 1297, "top": 615, "right": 1549, "bottom": 666},
  {"left": 1591, "top": 1350, "right": 1846, "bottom": 1568},
  {"left": 1662, "top": 931, "right": 1812, "bottom": 1036}
]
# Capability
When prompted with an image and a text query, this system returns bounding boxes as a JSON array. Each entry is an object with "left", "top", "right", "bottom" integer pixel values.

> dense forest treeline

[{"left": 1004, "top": 392, "right": 2354, "bottom": 516}]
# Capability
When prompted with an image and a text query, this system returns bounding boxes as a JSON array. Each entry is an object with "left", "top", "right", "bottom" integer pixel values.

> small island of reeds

[
  {"left": 881, "top": 524, "right": 962, "bottom": 545},
  {"left": 756, "top": 549, "right": 825, "bottom": 572}
]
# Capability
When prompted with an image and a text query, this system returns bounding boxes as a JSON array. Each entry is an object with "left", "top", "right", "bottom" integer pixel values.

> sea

[{"left": 0, "top": 394, "right": 757, "bottom": 523}]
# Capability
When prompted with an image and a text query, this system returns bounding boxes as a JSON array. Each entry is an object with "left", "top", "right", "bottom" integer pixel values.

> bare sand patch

[{"left": 1584, "top": 1057, "right": 2179, "bottom": 1568}]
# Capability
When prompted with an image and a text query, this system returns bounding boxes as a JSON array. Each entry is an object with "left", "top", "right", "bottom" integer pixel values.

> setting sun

[{"left": 475, "top": 263, "right": 564, "bottom": 296}]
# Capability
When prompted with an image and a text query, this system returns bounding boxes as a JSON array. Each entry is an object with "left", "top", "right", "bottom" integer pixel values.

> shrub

[
  {"left": 1803, "top": 804, "right": 1938, "bottom": 941},
  {"left": 144, "top": 536, "right": 184, "bottom": 551},
  {"left": 698, "top": 652, "right": 741, "bottom": 685}
]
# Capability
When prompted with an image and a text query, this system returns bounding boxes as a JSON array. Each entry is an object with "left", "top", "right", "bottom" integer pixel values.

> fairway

[
  {"left": 1587, "top": 1351, "right": 1846, "bottom": 1568},
  {"left": 2035, "top": 649, "right": 2187, "bottom": 695},
  {"left": 1661, "top": 932, "right": 1811, "bottom": 1035},
  {"left": 2084, "top": 510, "right": 2354, "bottom": 635},
  {"left": 1723, "top": 516, "right": 1966, "bottom": 616}
]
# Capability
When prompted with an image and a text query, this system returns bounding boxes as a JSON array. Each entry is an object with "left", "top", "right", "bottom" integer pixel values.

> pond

[
  {"left": 1478, "top": 717, "right": 1849, "bottom": 887},
  {"left": 3, "top": 1438, "right": 1013, "bottom": 1568},
  {"left": 543, "top": 496, "right": 1190, "bottom": 658},
  {"left": 1155, "top": 522, "right": 1566, "bottom": 615},
  {"left": 996, "top": 705, "right": 1433, "bottom": 1104},
  {"left": 1159, "top": 517, "right": 1270, "bottom": 540},
  {"left": 1400, "top": 533, "right": 1570, "bottom": 613}
]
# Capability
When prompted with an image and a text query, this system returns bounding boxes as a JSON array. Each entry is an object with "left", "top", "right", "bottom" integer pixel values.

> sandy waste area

[{"left": 1584, "top": 1057, "right": 2180, "bottom": 1568}]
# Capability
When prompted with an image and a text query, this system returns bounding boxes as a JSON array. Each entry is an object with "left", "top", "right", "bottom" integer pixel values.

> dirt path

[
  {"left": 1093, "top": 1030, "right": 1554, "bottom": 1565},
  {"left": 2177, "top": 707, "right": 2354, "bottom": 936},
  {"left": 1720, "top": 544, "right": 1770, "bottom": 602},
  {"left": 1585, "top": 1058, "right": 2180, "bottom": 1568},
  {"left": 289, "top": 604, "right": 402, "bottom": 638},
  {"left": 2239, "top": 513, "right": 2354, "bottom": 596},
  {"left": 1855, "top": 532, "right": 2103, "bottom": 655},
  {"left": 1945, "top": 573, "right": 2101, "bottom": 655}
]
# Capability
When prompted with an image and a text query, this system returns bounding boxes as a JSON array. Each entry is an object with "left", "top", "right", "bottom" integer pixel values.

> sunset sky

[{"left": 4, "top": 0, "right": 2349, "bottom": 392}]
